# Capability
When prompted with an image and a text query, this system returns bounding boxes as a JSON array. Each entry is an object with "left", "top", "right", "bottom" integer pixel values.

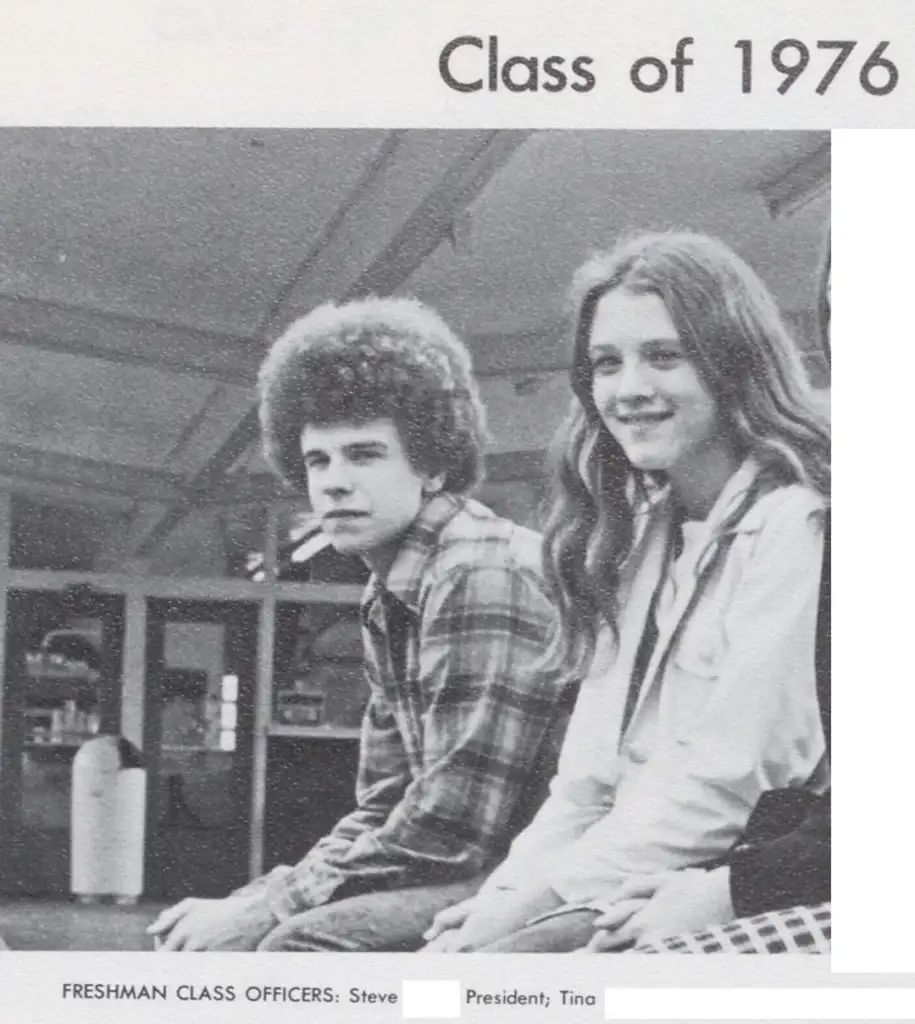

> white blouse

[{"left": 482, "top": 460, "right": 828, "bottom": 905}]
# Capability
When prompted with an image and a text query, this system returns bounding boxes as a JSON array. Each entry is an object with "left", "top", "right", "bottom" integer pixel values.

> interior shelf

[
  {"left": 267, "top": 724, "right": 360, "bottom": 740},
  {"left": 18, "top": 676, "right": 99, "bottom": 704}
]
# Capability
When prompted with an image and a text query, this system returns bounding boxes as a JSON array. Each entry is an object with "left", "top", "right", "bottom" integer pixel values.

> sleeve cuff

[
  {"left": 230, "top": 863, "right": 291, "bottom": 900},
  {"left": 548, "top": 868, "right": 615, "bottom": 906},
  {"left": 264, "top": 860, "right": 344, "bottom": 921},
  {"left": 264, "top": 872, "right": 298, "bottom": 922}
]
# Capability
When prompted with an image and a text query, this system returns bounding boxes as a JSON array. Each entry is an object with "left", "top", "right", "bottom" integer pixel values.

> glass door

[
  {"left": 143, "top": 598, "right": 257, "bottom": 899},
  {"left": 0, "top": 587, "right": 124, "bottom": 896}
]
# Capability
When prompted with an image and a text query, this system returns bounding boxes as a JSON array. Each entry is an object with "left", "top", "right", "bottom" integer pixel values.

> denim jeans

[
  {"left": 474, "top": 906, "right": 601, "bottom": 952},
  {"left": 258, "top": 876, "right": 485, "bottom": 952}
]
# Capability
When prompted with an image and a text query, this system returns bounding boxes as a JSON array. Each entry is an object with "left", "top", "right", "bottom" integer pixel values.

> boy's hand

[{"left": 148, "top": 894, "right": 277, "bottom": 951}]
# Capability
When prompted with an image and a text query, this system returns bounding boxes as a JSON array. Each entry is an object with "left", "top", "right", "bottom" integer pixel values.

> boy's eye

[
  {"left": 350, "top": 449, "right": 382, "bottom": 463},
  {"left": 303, "top": 454, "right": 328, "bottom": 470}
]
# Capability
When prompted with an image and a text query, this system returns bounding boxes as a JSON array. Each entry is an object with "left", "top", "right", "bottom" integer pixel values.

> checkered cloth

[{"left": 634, "top": 903, "right": 831, "bottom": 954}]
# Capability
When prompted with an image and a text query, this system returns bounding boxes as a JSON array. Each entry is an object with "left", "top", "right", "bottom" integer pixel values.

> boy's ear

[{"left": 422, "top": 471, "right": 446, "bottom": 497}]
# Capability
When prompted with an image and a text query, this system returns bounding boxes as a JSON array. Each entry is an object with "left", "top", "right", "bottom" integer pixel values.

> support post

[
  {"left": 249, "top": 504, "right": 279, "bottom": 879},
  {"left": 0, "top": 492, "right": 11, "bottom": 803},
  {"left": 120, "top": 591, "right": 147, "bottom": 750}
]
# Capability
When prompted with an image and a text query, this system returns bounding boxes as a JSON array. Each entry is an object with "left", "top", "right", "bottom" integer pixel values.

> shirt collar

[
  {"left": 633, "top": 456, "right": 763, "bottom": 531},
  {"left": 365, "top": 493, "right": 466, "bottom": 614},
  {"left": 703, "top": 456, "right": 763, "bottom": 534}
]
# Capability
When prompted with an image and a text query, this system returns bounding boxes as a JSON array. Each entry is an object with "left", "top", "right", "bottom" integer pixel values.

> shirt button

[
  {"left": 697, "top": 643, "right": 716, "bottom": 664},
  {"left": 623, "top": 746, "right": 647, "bottom": 765}
]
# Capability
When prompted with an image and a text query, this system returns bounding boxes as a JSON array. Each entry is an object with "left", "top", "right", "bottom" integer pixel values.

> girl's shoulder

[{"left": 735, "top": 481, "right": 827, "bottom": 538}]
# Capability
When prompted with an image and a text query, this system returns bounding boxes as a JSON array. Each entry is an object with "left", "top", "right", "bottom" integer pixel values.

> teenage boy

[{"left": 149, "top": 297, "right": 569, "bottom": 951}]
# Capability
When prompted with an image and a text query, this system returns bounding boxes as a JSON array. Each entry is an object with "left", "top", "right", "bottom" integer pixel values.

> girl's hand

[
  {"left": 421, "top": 897, "right": 478, "bottom": 949},
  {"left": 421, "top": 886, "right": 562, "bottom": 952},
  {"left": 586, "top": 868, "right": 733, "bottom": 952}
]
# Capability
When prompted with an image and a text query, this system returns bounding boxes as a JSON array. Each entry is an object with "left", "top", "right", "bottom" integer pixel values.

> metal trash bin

[{"left": 71, "top": 736, "right": 146, "bottom": 905}]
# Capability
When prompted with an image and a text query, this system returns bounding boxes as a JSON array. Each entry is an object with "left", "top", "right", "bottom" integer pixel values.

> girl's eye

[{"left": 650, "top": 349, "right": 683, "bottom": 367}]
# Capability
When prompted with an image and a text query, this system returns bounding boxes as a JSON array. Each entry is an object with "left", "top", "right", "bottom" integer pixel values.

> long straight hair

[{"left": 542, "top": 231, "right": 831, "bottom": 680}]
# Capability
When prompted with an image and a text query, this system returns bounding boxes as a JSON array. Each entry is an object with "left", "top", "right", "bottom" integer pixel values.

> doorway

[
  {"left": 0, "top": 587, "right": 124, "bottom": 896},
  {"left": 143, "top": 598, "right": 257, "bottom": 899}
]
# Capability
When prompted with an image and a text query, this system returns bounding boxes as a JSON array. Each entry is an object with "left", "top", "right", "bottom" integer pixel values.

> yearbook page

[{"left": 0, "top": 1, "right": 910, "bottom": 1020}]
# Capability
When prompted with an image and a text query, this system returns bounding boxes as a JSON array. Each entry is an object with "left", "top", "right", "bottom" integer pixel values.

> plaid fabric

[
  {"left": 634, "top": 902, "right": 831, "bottom": 954},
  {"left": 265, "top": 495, "right": 566, "bottom": 920}
]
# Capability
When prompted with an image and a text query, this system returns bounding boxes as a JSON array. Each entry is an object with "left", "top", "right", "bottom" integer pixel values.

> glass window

[{"left": 273, "top": 603, "right": 366, "bottom": 730}]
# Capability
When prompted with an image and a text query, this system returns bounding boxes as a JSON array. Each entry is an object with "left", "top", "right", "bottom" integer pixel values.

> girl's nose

[{"left": 614, "top": 359, "right": 655, "bottom": 400}]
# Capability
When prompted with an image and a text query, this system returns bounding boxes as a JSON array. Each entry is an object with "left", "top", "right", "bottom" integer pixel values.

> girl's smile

[{"left": 588, "top": 288, "right": 739, "bottom": 517}]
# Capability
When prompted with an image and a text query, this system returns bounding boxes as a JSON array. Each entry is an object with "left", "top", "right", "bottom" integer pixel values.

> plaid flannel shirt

[{"left": 264, "top": 494, "right": 570, "bottom": 920}]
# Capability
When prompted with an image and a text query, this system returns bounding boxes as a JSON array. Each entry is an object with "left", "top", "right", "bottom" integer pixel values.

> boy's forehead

[{"left": 299, "top": 417, "right": 400, "bottom": 450}]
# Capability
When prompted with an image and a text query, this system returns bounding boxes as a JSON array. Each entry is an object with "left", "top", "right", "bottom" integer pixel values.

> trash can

[{"left": 71, "top": 736, "right": 146, "bottom": 905}]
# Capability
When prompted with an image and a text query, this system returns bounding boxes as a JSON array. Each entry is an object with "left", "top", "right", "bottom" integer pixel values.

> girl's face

[{"left": 587, "top": 288, "right": 724, "bottom": 479}]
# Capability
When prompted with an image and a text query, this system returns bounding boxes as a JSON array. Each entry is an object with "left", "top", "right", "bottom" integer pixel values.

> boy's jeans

[{"left": 258, "top": 876, "right": 483, "bottom": 952}]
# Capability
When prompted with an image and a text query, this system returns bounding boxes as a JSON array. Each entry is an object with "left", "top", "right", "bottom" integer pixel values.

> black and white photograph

[{"left": 0, "top": 128, "right": 830, "bottom": 957}]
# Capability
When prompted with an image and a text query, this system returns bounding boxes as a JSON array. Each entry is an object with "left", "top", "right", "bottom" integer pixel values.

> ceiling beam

[
  {"left": 0, "top": 443, "right": 185, "bottom": 502},
  {"left": 0, "top": 296, "right": 573, "bottom": 385},
  {"left": 0, "top": 442, "right": 555, "bottom": 517},
  {"left": 0, "top": 300, "right": 822, "bottom": 388},
  {"left": 202, "top": 473, "right": 292, "bottom": 508},
  {"left": 757, "top": 140, "right": 830, "bottom": 220},
  {"left": 0, "top": 475, "right": 136, "bottom": 513},
  {"left": 133, "top": 129, "right": 532, "bottom": 556},
  {"left": 0, "top": 293, "right": 260, "bottom": 384},
  {"left": 469, "top": 324, "right": 568, "bottom": 377}
]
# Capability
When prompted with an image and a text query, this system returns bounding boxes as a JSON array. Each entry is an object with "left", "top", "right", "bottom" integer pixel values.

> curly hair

[
  {"left": 542, "top": 231, "right": 831, "bottom": 681},
  {"left": 258, "top": 296, "right": 488, "bottom": 494}
]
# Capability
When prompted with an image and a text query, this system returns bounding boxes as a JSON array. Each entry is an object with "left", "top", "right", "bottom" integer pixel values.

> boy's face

[{"left": 300, "top": 418, "right": 440, "bottom": 570}]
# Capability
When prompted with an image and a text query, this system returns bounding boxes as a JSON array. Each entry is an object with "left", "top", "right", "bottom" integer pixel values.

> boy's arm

[
  {"left": 264, "top": 561, "right": 563, "bottom": 921},
  {"left": 229, "top": 686, "right": 411, "bottom": 916}
]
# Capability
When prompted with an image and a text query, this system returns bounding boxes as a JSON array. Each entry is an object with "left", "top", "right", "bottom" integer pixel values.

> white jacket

[{"left": 484, "top": 459, "right": 827, "bottom": 905}]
